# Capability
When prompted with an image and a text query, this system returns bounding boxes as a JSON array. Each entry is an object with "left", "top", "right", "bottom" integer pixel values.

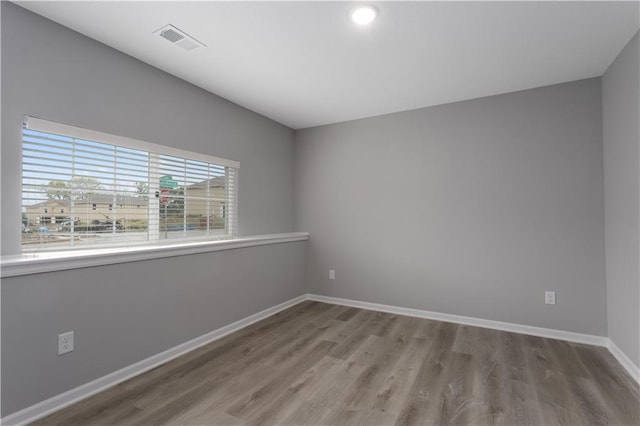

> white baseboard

[
  {"left": 607, "top": 338, "right": 640, "bottom": 384},
  {"left": 306, "top": 294, "right": 608, "bottom": 346},
  {"left": 0, "top": 295, "right": 307, "bottom": 426}
]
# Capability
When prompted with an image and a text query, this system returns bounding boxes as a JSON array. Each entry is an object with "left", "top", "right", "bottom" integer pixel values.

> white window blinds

[{"left": 21, "top": 116, "right": 238, "bottom": 252}]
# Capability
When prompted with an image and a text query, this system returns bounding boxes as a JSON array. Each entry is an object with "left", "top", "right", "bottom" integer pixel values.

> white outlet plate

[
  {"left": 329, "top": 269, "right": 335, "bottom": 280},
  {"left": 58, "top": 331, "right": 74, "bottom": 355},
  {"left": 545, "top": 291, "right": 556, "bottom": 305}
]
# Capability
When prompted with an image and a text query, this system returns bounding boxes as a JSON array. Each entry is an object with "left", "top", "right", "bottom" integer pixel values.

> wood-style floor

[{"left": 35, "top": 301, "right": 640, "bottom": 426}]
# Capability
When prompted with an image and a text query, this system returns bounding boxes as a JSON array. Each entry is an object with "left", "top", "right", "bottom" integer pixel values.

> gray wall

[
  {"left": 1, "top": 242, "right": 306, "bottom": 416},
  {"left": 603, "top": 31, "right": 640, "bottom": 368},
  {"left": 1, "top": 2, "right": 295, "bottom": 255},
  {"left": 1, "top": 3, "right": 304, "bottom": 416},
  {"left": 295, "top": 78, "right": 607, "bottom": 336}
]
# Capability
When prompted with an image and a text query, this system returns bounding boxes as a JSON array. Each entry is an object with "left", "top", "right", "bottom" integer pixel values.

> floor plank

[{"left": 33, "top": 301, "right": 640, "bottom": 426}]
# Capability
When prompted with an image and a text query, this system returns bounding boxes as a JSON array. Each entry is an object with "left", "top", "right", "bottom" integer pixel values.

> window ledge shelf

[{"left": 1, "top": 232, "right": 309, "bottom": 278}]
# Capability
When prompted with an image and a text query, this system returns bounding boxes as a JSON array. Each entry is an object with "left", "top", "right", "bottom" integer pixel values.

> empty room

[{"left": 1, "top": 1, "right": 639, "bottom": 425}]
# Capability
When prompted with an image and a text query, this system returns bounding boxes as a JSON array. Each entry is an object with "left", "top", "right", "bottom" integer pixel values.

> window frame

[{"left": 21, "top": 116, "right": 240, "bottom": 253}]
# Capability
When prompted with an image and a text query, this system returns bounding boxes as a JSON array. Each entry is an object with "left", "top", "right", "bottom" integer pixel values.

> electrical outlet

[
  {"left": 329, "top": 269, "right": 335, "bottom": 280},
  {"left": 58, "top": 331, "right": 74, "bottom": 355},
  {"left": 545, "top": 291, "right": 556, "bottom": 305}
]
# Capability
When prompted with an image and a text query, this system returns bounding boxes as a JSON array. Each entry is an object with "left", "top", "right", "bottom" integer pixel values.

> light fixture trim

[{"left": 350, "top": 5, "right": 378, "bottom": 26}]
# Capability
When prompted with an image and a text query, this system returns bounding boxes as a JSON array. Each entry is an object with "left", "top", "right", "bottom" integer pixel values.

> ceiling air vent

[{"left": 155, "top": 24, "right": 205, "bottom": 51}]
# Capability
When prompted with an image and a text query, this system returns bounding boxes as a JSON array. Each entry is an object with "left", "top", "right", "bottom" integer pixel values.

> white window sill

[{"left": 0, "top": 232, "right": 309, "bottom": 278}]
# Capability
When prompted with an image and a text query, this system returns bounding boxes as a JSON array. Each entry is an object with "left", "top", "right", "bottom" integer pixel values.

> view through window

[{"left": 21, "top": 117, "right": 238, "bottom": 252}]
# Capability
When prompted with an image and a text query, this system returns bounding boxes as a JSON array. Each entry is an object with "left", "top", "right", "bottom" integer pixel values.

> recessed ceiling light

[{"left": 350, "top": 6, "right": 378, "bottom": 26}]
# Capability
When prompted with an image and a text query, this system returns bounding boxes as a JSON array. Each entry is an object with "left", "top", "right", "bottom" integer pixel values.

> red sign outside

[{"left": 160, "top": 188, "right": 169, "bottom": 204}]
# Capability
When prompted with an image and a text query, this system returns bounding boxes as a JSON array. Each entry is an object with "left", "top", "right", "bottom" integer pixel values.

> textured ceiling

[{"left": 17, "top": 1, "right": 640, "bottom": 129}]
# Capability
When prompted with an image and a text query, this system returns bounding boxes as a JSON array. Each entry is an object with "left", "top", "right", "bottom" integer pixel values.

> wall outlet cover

[
  {"left": 58, "top": 331, "right": 74, "bottom": 355},
  {"left": 545, "top": 291, "right": 556, "bottom": 305}
]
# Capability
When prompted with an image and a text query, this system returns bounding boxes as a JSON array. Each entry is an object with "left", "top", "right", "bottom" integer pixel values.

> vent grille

[
  {"left": 160, "top": 28, "right": 185, "bottom": 43},
  {"left": 155, "top": 25, "right": 205, "bottom": 51}
]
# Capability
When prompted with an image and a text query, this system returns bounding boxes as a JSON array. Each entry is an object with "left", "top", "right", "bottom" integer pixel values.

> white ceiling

[{"left": 16, "top": 1, "right": 640, "bottom": 129}]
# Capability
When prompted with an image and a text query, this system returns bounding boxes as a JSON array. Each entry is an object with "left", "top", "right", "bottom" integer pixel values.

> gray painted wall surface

[
  {"left": 1, "top": 3, "right": 304, "bottom": 416},
  {"left": 1, "top": 241, "right": 307, "bottom": 415},
  {"left": 1, "top": 2, "right": 295, "bottom": 255},
  {"left": 295, "top": 78, "right": 607, "bottom": 336},
  {"left": 603, "top": 31, "right": 640, "bottom": 368}
]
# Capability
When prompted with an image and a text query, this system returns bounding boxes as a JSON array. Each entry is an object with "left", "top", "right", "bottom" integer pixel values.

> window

[{"left": 21, "top": 116, "right": 239, "bottom": 252}]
